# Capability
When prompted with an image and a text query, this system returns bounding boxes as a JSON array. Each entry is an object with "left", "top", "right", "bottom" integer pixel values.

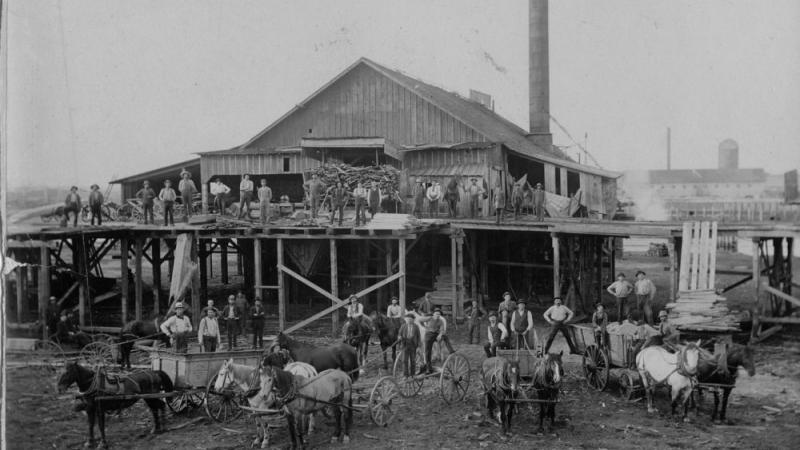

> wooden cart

[
  {"left": 389, "top": 347, "right": 471, "bottom": 404},
  {"left": 148, "top": 347, "right": 264, "bottom": 421},
  {"left": 568, "top": 323, "right": 642, "bottom": 399}
]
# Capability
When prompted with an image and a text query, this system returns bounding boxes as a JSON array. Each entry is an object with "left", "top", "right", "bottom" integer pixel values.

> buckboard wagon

[{"left": 568, "top": 323, "right": 643, "bottom": 400}]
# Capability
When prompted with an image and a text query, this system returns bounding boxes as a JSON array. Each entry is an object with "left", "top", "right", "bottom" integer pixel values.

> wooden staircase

[{"left": 418, "top": 267, "right": 466, "bottom": 320}]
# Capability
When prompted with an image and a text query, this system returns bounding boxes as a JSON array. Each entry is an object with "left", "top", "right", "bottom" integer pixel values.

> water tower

[{"left": 718, "top": 139, "right": 739, "bottom": 170}]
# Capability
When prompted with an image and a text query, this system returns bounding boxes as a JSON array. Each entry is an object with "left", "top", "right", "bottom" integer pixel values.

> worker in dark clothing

[
  {"left": 88, "top": 184, "right": 104, "bottom": 225},
  {"left": 512, "top": 183, "right": 524, "bottom": 221},
  {"left": 367, "top": 182, "right": 382, "bottom": 221},
  {"left": 56, "top": 311, "right": 91, "bottom": 347},
  {"left": 412, "top": 178, "right": 426, "bottom": 218},
  {"left": 329, "top": 181, "right": 349, "bottom": 226},
  {"left": 221, "top": 296, "right": 242, "bottom": 350},
  {"left": 250, "top": 298, "right": 266, "bottom": 349},
  {"left": 304, "top": 174, "right": 325, "bottom": 219},
  {"left": 136, "top": 180, "right": 157, "bottom": 224},
  {"left": 397, "top": 312, "right": 421, "bottom": 377},
  {"left": 64, "top": 186, "right": 81, "bottom": 227},
  {"left": 532, "top": 182, "right": 546, "bottom": 221}
]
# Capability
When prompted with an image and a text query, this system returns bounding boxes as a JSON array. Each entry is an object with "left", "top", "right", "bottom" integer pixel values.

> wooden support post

[
  {"left": 382, "top": 240, "right": 392, "bottom": 311},
  {"left": 39, "top": 244, "right": 51, "bottom": 340},
  {"left": 752, "top": 238, "right": 761, "bottom": 312},
  {"left": 201, "top": 183, "right": 209, "bottom": 215},
  {"left": 237, "top": 246, "right": 243, "bottom": 275},
  {"left": 399, "top": 238, "right": 407, "bottom": 311},
  {"left": 668, "top": 237, "right": 677, "bottom": 302},
  {"left": 220, "top": 238, "right": 229, "bottom": 284},
  {"left": 469, "top": 233, "right": 479, "bottom": 303},
  {"left": 451, "top": 234, "right": 458, "bottom": 320},
  {"left": 277, "top": 239, "right": 286, "bottom": 331},
  {"left": 330, "top": 240, "right": 339, "bottom": 335},
  {"left": 552, "top": 234, "right": 561, "bottom": 299},
  {"left": 457, "top": 235, "right": 465, "bottom": 319},
  {"left": 167, "top": 239, "right": 175, "bottom": 281},
  {"left": 120, "top": 238, "right": 129, "bottom": 325},
  {"left": 152, "top": 238, "right": 161, "bottom": 316},
  {"left": 199, "top": 239, "right": 208, "bottom": 304},
  {"left": 190, "top": 234, "right": 201, "bottom": 326},
  {"left": 76, "top": 237, "right": 87, "bottom": 327},
  {"left": 595, "top": 237, "right": 603, "bottom": 302},
  {"left": 134, "top": 239, "right": 144, "bottom": 321},
  {"left": 16, "top": 266, "right": 26, "bottom": 323},
  {"left": 480, "top": 232, "right": 489, "bottom": 299},
  {"left": 254, "top": 238, "right": 263, "bottom": 301}
]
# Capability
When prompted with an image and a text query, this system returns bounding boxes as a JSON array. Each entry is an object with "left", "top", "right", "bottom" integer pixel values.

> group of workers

[{"left": 303, "top": 174, "right": 389, "bottom": 226}]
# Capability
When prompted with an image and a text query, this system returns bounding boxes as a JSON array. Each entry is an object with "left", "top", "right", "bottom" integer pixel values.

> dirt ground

[{"left": 5, "top": 253, "right": 800, "bottom": 449}]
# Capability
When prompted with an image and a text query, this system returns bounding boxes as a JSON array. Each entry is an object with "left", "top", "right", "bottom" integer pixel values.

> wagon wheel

[
  {"left": 205, "top": 374, "right": 244, "bottom": 423},
  {"left": 440, "top": 353, "right": 470, "bottom": 404},
  {"left": 392, "top": 349, "right": 424, "bottom": 397},
  {"left": 33, "top": 340, "right": 65, "bottom": 371},
  {"left": 582, "top": 345, "right": 609, "bottom": 391},
  {"left": 618, "top": 370, "right": 639, "bottom": 401},
  {"left": 369, "top": 376, "right": 400, "bottom": 427},
  {"left": 80, "top": 342, "right": 115, "bottom": 368},
  {"left": 168, "top": 389, "right": 206, "bottom": 414}
]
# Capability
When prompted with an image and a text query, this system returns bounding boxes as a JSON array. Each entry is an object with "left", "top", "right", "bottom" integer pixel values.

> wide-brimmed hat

[
  {"left": 658, "top": 310, "right": 668, "bottom": 318},
  {"left": 503, "top": 291, "right": 511, "bottom": 297},
  {"left": 180, "top": 169, "right": 191, "bottom": 177},
  {"left": 90, "top": 184, "right": 99, "bottom": 189},
  {"left": 433, "top": 307, "right": 442, "bottom": 314}
]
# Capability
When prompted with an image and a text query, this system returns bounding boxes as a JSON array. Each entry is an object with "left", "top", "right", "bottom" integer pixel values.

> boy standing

[
  {"left": 136, "top": 180, "right": 156, "bottom": 224},
  {"left": 159, "top": 180, "right": 177, "bottom": 226},
  {"left": 426, "top": 181, "right": 442, "bottom": 218},
  {"left": 533, "top": 182, "right": 546, "bottom": 221},
  {"left": 353, "top": 182, "right": 367, "bottom": 226},
  {"left": 257, "top": 179, "right": 272, "bottom": 224},
  {"left": 238, "top": 174, "right": 254, "bottom": 219},
  {"left": 88, "top": 184, "right": 104, "bottom": 225}
]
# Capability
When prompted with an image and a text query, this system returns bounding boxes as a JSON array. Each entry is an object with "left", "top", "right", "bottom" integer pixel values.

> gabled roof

[
  {"left": 110, "top": 158, "right": 201, "bottom": 184},
  {"left": 207, "top": 57, "right": 619, "bottom": 178},
  {"left": 649, "top": 168, "right": 766, "bottom": 184}
]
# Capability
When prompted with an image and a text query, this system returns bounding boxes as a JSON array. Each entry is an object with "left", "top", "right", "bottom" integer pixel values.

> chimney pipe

[{"left": 528, "top": 0, "right": 552, "bottom": 148}]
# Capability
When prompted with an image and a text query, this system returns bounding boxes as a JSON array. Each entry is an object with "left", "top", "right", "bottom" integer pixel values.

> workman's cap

[
  {"left": 488, "top": 311, "right": 497, "bottom": 318},
  {"left": 536, "top": 183, "right": 543, "bottom": 187},
  {"left": 658, "top": 310, "right": 668, "bottom": 318},
  {"left": 636, "top": 270, "right": 645, "bottom": 276},
  {"left": 228, "top": 295, "right": 235, "bottom": 300},
  {"left": 70, "top": 186, "right": 78, "bottom": 190},
  {"left": 433, "top": 308, "right": 442, "bottom": 313},
  {"left": 503, "top": 291, "right": 511, "bottom": 296},
  {"left": 391, "top": 296, "right": 398, "bottom": 301},
  {"left": 553, "top": 297, "right": 563, "bottom": 302},
  {"left": 90, "top": 184, "right": 99, "bottom": 189},
  {"left": 180, "top": 169, "right": 191, "bottom": 177},
  {"left": 471, "top": 178, "right": 477, "bottom": 182},
  {"left": 517, "top": 299, "right": 526, "bottom": 305},
  {"left": 49, "top": 296, "right": 57, "bottom": 301},
  {"left": 174, "top": 302, "right": 185, "bottom": 309},
  {"left": 617, "top": 273, "right": 626, "bottom": 278},
  {"left": 349, "top": 295, "right": 359, "bottom": 301},
  {"left": 405, "top": 312, "right": 415, "bottom": 318}
]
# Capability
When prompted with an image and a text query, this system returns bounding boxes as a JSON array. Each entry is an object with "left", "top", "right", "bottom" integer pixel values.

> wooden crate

[
  {"left": 496, "top": 349, "right": 538, "bottom": 377},
  {"left": 149, "top": 348, "right": 263, "bottom": 388},
  {"left": 568, "top": 323, "right": 598, "bottom": 354}
]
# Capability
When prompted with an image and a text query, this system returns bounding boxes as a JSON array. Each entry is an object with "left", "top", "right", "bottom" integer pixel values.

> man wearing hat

[
  {"left": 56, "top": 310, "right": 92, "bottom": 347},
  {"left": 197, "top": 307, "right": 221, "bottom": 353},
  {"left": 160, "top": 302, "right": 192, "bottom": 353},
  {"left": 159, "top": 179, "right": 177, "bottom": 226},
  {"left": 221, "top": 295, "right": 242, "bottom": 350},
  {"left": 45, "top": 296, "right": 60, "bottom": 336},
  {"left": 426, "top": 180, "right": 442, "bottom": 218},
  {"left": 201, "top": 299, "right": 219, "bottom": 317},
  {"left": 64, "top": 186, "right": 82, "bottom": 227},
  {"left": 353, "top": 181, "right": 368, "bottom": 226},
  {"left": 386, "top": 296, "right": 403, "bottom": 319},
  {"left": 511, "top": 181, "right": 525, "bottom": 221},
  {"left": 210, "top": 178, "right": 231, "bottom": 215},
  {"left": 341, "top": 295, "right": 365, "bottom": 340},
  {"left": 493, "top": 182, "right": 506, "bottom": 224},
  {"left": 303, "top": 174, "right": 325, "bottom": 219},
  {"left": 634, "top": 270, "right": 657, "bottom": 325},
  {"left": 543, "top": 297, "right": 576, "bottom": 354},
  {"left": 397, "top": 312, "right": 421, "bottom": 377},
  {"left": 464, "top": 299, "right": 487, "bottom": 345},
  {"left": 250, "top": 298, "right": 266, "bottom": 349},
  {"left": 606, "top": 273, "right": 634, "bottom": 323},
  {"left": 419, "top": 308, "right": 455, "bottom": 373},
  {"left": 178, "top": 169, "right": 197, "bottom": 221},
  {"left": 411, "top": 178, "right": 426, "bottom": 218},
  {"left": 467, "top": 178, "right": 485, "bottom": 218},
  {"left": 484, "top": 311, "right": 508, "bottom": 357},
  {"left": 444, "top": 177, "right": 461, "bottom": 218},
  {"left": 257, "top": 178, "right": 273, "bottom": 225},
  {"left": 533, "top": 182, "right": 546, "bottom": 221},
  {"left": 497, "top": 292, "right": 516, "bottom": 347},
  {"left": 135, "top": 180, "right": 156, "bottom": 225},
  {"left": 88, "top": 184, "right": 104, "bottom": 225},
  {"left": 510, "top": 300, "right": 536, "bottom": 349}
]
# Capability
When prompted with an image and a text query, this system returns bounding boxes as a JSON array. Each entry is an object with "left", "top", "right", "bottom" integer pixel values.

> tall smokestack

[{"left": 528, "top": 0, "right": 552, "bottom": 149}]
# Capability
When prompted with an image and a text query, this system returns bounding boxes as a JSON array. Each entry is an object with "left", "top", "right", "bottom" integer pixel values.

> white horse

[{"left": 636, "top": 341, "right": 701, "bottom": 421}]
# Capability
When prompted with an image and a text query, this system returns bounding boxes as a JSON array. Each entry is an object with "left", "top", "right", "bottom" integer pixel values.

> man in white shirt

[
  {"left": 606, "top": 273, "right": 634, "bottom": 323},
  {"left": 543, "top": 297, "right": 576, "bottom": 354},
  {"left": 352, "top": 182, "right": 368, "bottom": 226},
  {"left": 634, "top": 270, "right": 657, "bottom": 325},
  {"left": 238, "top": 174, "right": 254, "bottom": 219},
  {"left": 257, "top": 179, "right": 273, "bottom": 224},
  {"left": 342, "top": 295, "right": 365, "bottom": 340},
  {"left": 419, "top": 308, "right": 455, "bottom": 374},
  {"left": 160, "top": 302, "right": 193, "bottom": 352},
  {"left": 426, "top": 181, "right": 442, "bottom": 218},
  {"left": 484, "top": 312, "right": 508, "bottom": 357},
  {"left": 178, "top": 169, "right": 197, "bottom": 221},
  {"left": 386, "top": 296, "right": 403, "bottom": 319},
  {"left": 197, "top": 308, "right": 222, "bottom": 352},
  {"left": 210, "top": 178, "right": 231, "bottom": 215}
]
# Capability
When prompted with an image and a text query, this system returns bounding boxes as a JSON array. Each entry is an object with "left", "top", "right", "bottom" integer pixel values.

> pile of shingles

[
  {"left": 362, "top": 213, "right": 423, "bottom": 230},
  {"left": 665, "top": 290, "right": 741, "bottom": 331},
  {"left": 309, "top": 163, "right": 400, "bottom": 193}
]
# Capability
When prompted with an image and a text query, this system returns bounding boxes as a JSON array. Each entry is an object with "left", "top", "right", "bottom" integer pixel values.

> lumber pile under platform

[
  {"left": 362, "top": 213, "right": 423, "bottom": 230},
  {"left": 666, "top": 289, "right": 741, "bottom": 331}
]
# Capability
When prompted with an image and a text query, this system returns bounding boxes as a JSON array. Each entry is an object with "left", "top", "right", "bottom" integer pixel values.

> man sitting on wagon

[
  {"left": 55, "top": 310, "right": 92, "bottom": 347},
  {"left": 342, "top": 294, "right": 366, "bottom": 340},
  {"left": 640, "top": 310, "right": 680, "bottom": 352}
]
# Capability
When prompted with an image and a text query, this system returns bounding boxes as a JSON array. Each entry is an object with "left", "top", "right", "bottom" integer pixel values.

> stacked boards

[{"left": 362, "top": 213, "right": 423, "bottom": 230}]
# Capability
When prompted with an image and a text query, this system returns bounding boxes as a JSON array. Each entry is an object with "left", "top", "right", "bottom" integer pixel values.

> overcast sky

[{"left": 5, "top": 0, "right": 800, "bottom": 189}]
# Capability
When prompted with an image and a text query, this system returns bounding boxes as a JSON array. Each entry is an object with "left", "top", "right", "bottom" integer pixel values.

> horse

[
  {"left": 259, "top": 366, "right": 353, "bottom": 449},
  {"left": 531, "top": 352, "right": 564, "bottom": 435},
  {"left": 118, "top": 316, "right": 170, "bottom": 369},
  {"left": 274, "top": 332, "right": 361, "bottom": 382},
  {"left": 57, "top": 361, "right": 173, "bottom": 449},
  {"left": 481, "top": 357, "right": 520, "bottom": 434},
  {"left": 636, "top": 340, "right": 701, "bottom": 422},
  {"left": 344, "top": 316, "right": 372, "bottom": 369},
  {"left": 692, "top": 343, "right": 755, "bottom": 423},
  {"left": 369, "top": 312, "right": 402, "bottom": 369}
]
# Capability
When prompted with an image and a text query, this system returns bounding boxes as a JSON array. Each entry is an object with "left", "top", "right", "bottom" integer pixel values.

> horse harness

[
  {"left": 645, "top": 346, "right": 699, "bottom": 385},
  {"left": 266, "top": 370, "right": 354, "bottom": 412}
]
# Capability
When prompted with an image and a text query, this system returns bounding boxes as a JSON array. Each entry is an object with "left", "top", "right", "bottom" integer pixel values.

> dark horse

[
  {"left": 369, "top": 312, "right": 402, "bottom": 369},
  {"left": 692, "top": 344, "right": 756, "bottom": 423},
  {"left": 481, "top": 357, "right": 520, "bottom": 434},
  {"left": 118, "top": 317, "right": 170, "bottom": 369},
  {"left": 57, "top": 361, "right": 174, "bottom": 449},
  {"left": 343, "top": 317, "right": 372, "bottom": 370},
  {"left": 532, "top": 352, "right": 563, "bottom": 435},
  {"left": 274, "top": 332, "right": 361, "bottom": 382}
]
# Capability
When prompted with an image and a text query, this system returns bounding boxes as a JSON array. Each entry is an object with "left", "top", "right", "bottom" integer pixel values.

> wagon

[
  {"left": 568, "top": 323, "right": 642, "bottom": 399},
  {"left": 389, "top": 345, "right": 471, "bottom": 404},
  {"left": 148, "top": 347, "right": 264, "bottom": 421}
]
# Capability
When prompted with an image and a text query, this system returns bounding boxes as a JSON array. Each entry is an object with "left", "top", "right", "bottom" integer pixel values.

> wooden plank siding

[
  {"left": 244, "top": 63, "right": 487, "bottom": 151},
  {"left": 201, "top": 152, "right": 317, "bottom": 182}
]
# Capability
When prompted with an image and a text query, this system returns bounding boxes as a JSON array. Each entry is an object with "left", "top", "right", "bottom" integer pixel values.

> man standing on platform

[
  {"left": 634, "top": 270, "right": 657, "bottom": 325},
  {"left": 533, "top": 182, "right": 546, "bottom": 221},
  {"left": 464, "top": 299, "right": 487, "bottom": 344},
  {"left": 210, "top": 178, "right": 231, "bottom": 215},
  {"left": 426, "top": 181, "right": 442, "bottom": 218},
  {"left": 412, "top": 178, "right": 426, "bottom": 218},
  {"left": 367, "top": 181, "right": 383, "bottom": 221},
  {"left": 543, "top": 297, "right": 576, "bottom": 354},
  {"left": 330, "top": 180, "right": 349, "bottom": 226},
  {"left": 397, "top": 312, "right": 421, "bottom": 377},
  {"left": 419, "top": 308, "right": 455, "bottom": 374},
  {"left": 304, "top": 174, "right": 325, "bottom": 219},
  {"left": 235, "top": 291, "right": 249, "bottom": 340},
  {"left": 483, "top": 312, "right": 508, "bottom": 357},
  {"left": 467, "top": 178, "right": 485, "bottom": 218},
  {"left": 198, "top": 308, "right": 221, "bottom": 353},
  {"left": 178, "top": 169, "right": 197, "bottom": 221},
  {"left": 493, "top": 184, "right": 506, "bottom": 224},
  {"left": 606, "top": 273, "right": 634, "bottom": 323},
  {"left": 257, "top": 178, "right": 273, "bottom": 225},
  {"left": 88, "top": 184, "right": 104, "bottom": 226},
  {"left": 510, "top": 300, "right": 535, "bottom": 349},
  {"left": 512, "top": 182, "right": 525, "bottom": 221},
  {"left": 238, "top": 174, "right": 254, "bottom": 219},
  {"left": 250, "top": 298, "right": 266, "bottom": 349},
  {"left": 160, "top": 302, "right": 192, "bottom": 353},
  {"left": 64, "top": 186, "right": 82, "bottom": 227},
  {"left": 158, "top": 179, "right": 177, "bottom": 226},
  {"left": 221, "top": 296, "right": 242, "bottom": 350},
  {"left": 353, "top": 182, "right": 367, "bottom": 226},
  {"left": 136, "top": 180, "right": 156, "bottom": 225}
]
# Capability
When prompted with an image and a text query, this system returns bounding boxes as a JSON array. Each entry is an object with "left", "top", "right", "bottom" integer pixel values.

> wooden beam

[
  {"left": 451, "top": 235, "right": 458, "bottom": 321},
  {"left": 254, "top": 238, "right": 263, "bottom": 301},
  {"left": 678, "top": 222, "right": 691, "bottom": 291},
  {"left": 469, "top": 233, "right": 478, "bottom": 303},
  {"left": 391, "top": 236, "right": 421, "bottom": 271},
  {"left": 759, "top": 317, "right": 800, "bottom": 324},
  {"left": 668, "top": 237, "right": 677, "bottom": 302},
  {"left": 199, "top": 239, "right": 208, "bottom": 305},
  {"left": 457, "top": 236, "right": 465, "bottom": 318},
  {"left": 763, "top": 284, "right": 800, "bottom": 309},
  {"left": 15, "top": 266, "right": 26, "bottom": 323},
  {"left": 152, "top": 238, "right": 161, "bottom": 316},
  {"left": 134, "top": 239, "right": 144, "bottom": 321},
  {"left": 330, "top": 239, "right": 339, "bottom": 336},
  {"left": 480, "top": 232, "right": 488, "bottom": 299},
  {"left": 486, "top": 260, "right": 553, "bottom": 269},
  {"left": 278, "top": 264, "right": 340, "bottom": 303},
  {"left": 399, "top": 238, "right": 407, "bottom": 311},
  {"left": 277, "top": 239, "right": 285, "bottom": 331},
  {"left": 750, "top": 325, "right": 782, "bottom": 344},
  {"left": 382, "top": 240, "right": 392, "bottom": 312},
  {"left": 39, "top": 244, "right": 50, "bottom": 340},
  {"left": 752, "top": 239, "right": 761, "bottom": 310},
  {"left": 708, "top": 222, "right": 718, "bottom": 289},
  {"left": 552, "top": 234, "right": 561, "bottom": 298},
  {"left": 76, "top": 238, "right": 86, "bottom": 327},
  {"left": 690, "top": 222, "right": 701, "bottom": 291},
  {"left": 120, "top": 237, "right": 129, "bottom": 325},
  {"left": 220, "top": 238, "right": 229, "bottom": 284},
  {"left": 190, "top": 234, "right": 201, "bottom": 327}
]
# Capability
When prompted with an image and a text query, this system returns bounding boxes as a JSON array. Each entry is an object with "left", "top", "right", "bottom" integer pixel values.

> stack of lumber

[
  {"left": 362, "top": 213, "right": 423, "bottom": 230},
  {"left": 309, "top": 163, "right": 400, "bottom": 193},
  {"left": 666, "top": 289, "right": 741, "bottom": 331}
]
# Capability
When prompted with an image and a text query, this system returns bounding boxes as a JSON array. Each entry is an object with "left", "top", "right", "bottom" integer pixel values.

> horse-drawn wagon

[
  {"left": 389, "top": 347, "right": 471, "bottom": 403},
  {"left": 568, "top": 323, "right": 643, "bottom": 399}
]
